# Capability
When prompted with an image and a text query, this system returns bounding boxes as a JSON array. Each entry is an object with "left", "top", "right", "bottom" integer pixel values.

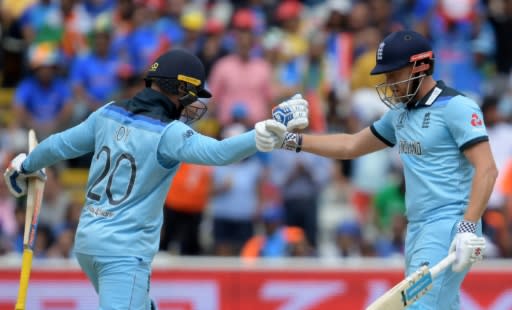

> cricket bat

[
  {"left": 366, "top": 252, "right": 457, "bottom": 310},
  {"left": 15, "top": 130, "right": 45, "bottom": 310}
]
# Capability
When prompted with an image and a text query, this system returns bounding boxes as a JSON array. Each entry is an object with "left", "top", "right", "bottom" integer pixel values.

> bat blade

[
  {"left": 366, "top": 253, "right": 456, "bottom": 310},
  {"left": 15, "top": 129, "right": 45, "bottom": 310}
]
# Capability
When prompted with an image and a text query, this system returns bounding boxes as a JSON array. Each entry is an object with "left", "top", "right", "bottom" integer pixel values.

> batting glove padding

[
  {"left": 3, "top": 153, "right": 46, "bottom": 198},
  {"left": 272, "top": 94, "right": 309, "bottom": 131},
  {"left": 449, "top": 230, "right": 485, "bottom": 273},
  {"left": 265, "top": 120, "right": 303, "bottom": 152},
  {"left": 255, "top": 121, "right": 280, "bottom": 152}
]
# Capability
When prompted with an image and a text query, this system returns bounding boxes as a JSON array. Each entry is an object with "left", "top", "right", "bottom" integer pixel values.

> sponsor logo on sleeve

[{"left": 470, "top": 113, "right": 483, "bottom": 127}]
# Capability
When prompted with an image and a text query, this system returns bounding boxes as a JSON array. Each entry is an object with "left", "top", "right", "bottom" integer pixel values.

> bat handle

[
  {"left": 15, "top": 249, "right": 33, "bottom": 310},
  {"left": 430, "top": 252, "right": 457, "bottom": 278}
]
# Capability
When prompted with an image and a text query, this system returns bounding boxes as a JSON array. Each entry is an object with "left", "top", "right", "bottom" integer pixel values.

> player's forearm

[
  {"left": 217, "top": 131, "right": 258, "bottom": 164},
  {"left": 23, "top": 118, "right": 96, "bottom": 173},
  {"left": 23, "top": 135, "right": 68, "bottom": 172},
  {"left": 301, "top": 133, "right": 354, "bottom": 159},
  {"left": 465, "top": 164, "right": 498, "bottom": 222},
  {"left": 182, "top": 131, "right": 257, "bottom": 166}
]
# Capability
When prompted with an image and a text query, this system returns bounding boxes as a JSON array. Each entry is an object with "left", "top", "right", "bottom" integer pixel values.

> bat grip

[
  {"left": 15, "top": 249, "right": 33, "bottom": 310},
  {"left": 430, "top": 252, "right": 457, "bottom": 278}
]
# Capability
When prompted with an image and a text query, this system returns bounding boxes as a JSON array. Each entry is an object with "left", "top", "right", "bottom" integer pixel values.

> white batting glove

[
  {"left": 3, "top": 153, "right": 46, "bottom": 198},
  {"left": 449, "top": 220, "right": 485, "bottom": 272},
  {"left": 255, "top": 121, "right": 280, "bottom": 152},
  {"left": 265, "top": 119, "right": 303, "bottom": 152},
  {"left": 272, "top": 94, "right": 309, "bottom": 131}
]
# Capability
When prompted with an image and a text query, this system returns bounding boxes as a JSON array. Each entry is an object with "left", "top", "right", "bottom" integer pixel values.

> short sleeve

[
  {"left": 443, "top": 97, "right": 488, "bottom": 152},
  {"left": 371, "top": 110, "right": 397, "bottom": 147}
]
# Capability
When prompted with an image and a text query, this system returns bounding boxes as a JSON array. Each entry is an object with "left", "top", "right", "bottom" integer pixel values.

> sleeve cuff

[
  {"left": 460, "top": 136, "right": 488, "bottom": 152},
  {"left": 370, "top": 125, "right": 394, "bottom": 147},
  {"left": 20, "top": 161, "right": 29, "bottom": 174}
]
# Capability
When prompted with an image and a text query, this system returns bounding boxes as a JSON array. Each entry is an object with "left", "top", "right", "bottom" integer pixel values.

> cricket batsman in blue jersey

[
  {"left": 261, "top": 30, "right": 498, "bottom": 309},
  {"left": 3, "top": 48, "right": 308, "bottom": 309}
]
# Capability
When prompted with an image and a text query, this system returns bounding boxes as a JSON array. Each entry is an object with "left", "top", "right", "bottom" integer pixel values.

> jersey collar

[
  {"left": 133, "top": 88, "right": 181, "bottom": 121},
  {"left": 410, "top": 80, "right": 446, "bottom": 109}
]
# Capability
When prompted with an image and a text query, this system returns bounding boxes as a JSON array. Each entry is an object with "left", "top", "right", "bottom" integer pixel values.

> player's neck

[{"left": 417, "top": 77, "right": 437, "bottom": 99}]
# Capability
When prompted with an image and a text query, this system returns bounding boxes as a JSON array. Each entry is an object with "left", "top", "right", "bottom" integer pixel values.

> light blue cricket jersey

[
  {"left": 371, "top": 81, "right": 488, "bottom": 222},
  {"left": 23, "top": 88, "right": 258, "bottom": 259}
]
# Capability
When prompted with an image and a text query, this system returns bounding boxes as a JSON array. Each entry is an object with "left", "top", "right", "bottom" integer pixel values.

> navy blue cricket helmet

[
  {"left": 145, "top": 49, "right": 211, "bottom": 123},
  {"left": 370, "top": 30, "right": 435, "bottom": 109},
  {"left": 145, "top": 48, "right": 211, "bottom": 98},
  {"left": 371, "top": 30, "right": 434, "bottom": 75}
]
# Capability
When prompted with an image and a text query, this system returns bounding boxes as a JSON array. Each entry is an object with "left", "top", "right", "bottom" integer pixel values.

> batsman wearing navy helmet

[
  {"left": 144, "top": 49, "right": 212, "bottom": 124},
  {"left": 261, "top": 30, "right": 498, "bottom": 309},
  {"left": 370, "top": 30, "right": 435, "bottom": 109},
  {"left": 3, "top": 48, "right": 309, "bottom": 309}
]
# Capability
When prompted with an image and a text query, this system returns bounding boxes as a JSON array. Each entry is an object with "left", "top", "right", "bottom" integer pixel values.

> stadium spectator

[
  {"left": 196, "top": 18, "right": 229, "bottom": 79},
  {"left": 83, "top": 0, "right": 115, "bottom": 19},
  {"left": 350, "top": 27, "right": 385, "bottom": 91},
  {"left": 0, "top": 0, "right": 33, "bottom": 87},
  {"left": 272, "top": 0, "right": 307, "bottom": 101},
  {"left": 368, "top": 0, "right": 405, "bottom": 34},
  {"left": 19, "top": 0, "right": 61, "bottom": 44},
  {"left": 241, "top": 206, "right": 312, "bottom": 259},
  {"left": 33, "top": 223, "right": 54, "bottom": 258},
  {"left": 488, "top": 0, "right": 512, "bottom": 76},
  {"left": 373, "top": 213, "right": 406, "bottom": 258},
  {"left": 372, "top": 173, "right": 406, "bottom": 234},
  {"left": 480, "top": 96, "right": 512, "bottom": 257},
  {"left": 58, "top": 0, "right": 93, "bottom": 62},
  {"left": 323, "top": 0, "right": 353, "bottom": 103},
  {"left": 69, "top": 18, "right": 121, "bottom": 121},
  {"left": 107, "top": 0, "right": 140, "bottom": 96},
  {"left": 178, "top": 9, "right": 206, "bottom": 54},
  {"left": 427, "top": 0, "right": 495, "bottom": 100},
  {"left": 37, "top": 167, "right": 70, "bottom": 233},
  {"left": 47, "top": 224, "right": 76, "bottom": 258},
  {"left": 269, "top": 149, "right": 332, "bottom": 248},
  {"left": 130, "top": 0, "right": 168, "bottom": 76},
  {"left": 12, "top": 204, "right": 26, "bottom": 254},
  {"left": 334, "top": 219, "right": 366, "bottom": 257},
  {"left": 209, "top": 123, "right": 268, "bottom": 256},
  {"left": 208, "top": 8, "right": 274, "bottom": 126},
  {"left": 13, "top": 42, "right": 73, "bottom": 139},
  {"left": 160, "top": 162, "right": 212, "bottom": 255}
]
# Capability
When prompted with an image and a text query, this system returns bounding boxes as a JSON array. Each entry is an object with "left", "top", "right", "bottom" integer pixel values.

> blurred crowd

[{"left": 0, "top": 0, "right": 511, "bottom": 260}]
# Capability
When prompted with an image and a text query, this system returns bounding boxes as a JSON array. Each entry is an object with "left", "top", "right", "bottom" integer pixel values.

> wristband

[
  {"left": 457, "top": 220, "right": 477, "bottom": 234},
  {"left": 282, "top": 132, "right": 302, "bottom": 152},
  {"left": 296, "top": 134, "right": 303, "bottom": 153}
]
